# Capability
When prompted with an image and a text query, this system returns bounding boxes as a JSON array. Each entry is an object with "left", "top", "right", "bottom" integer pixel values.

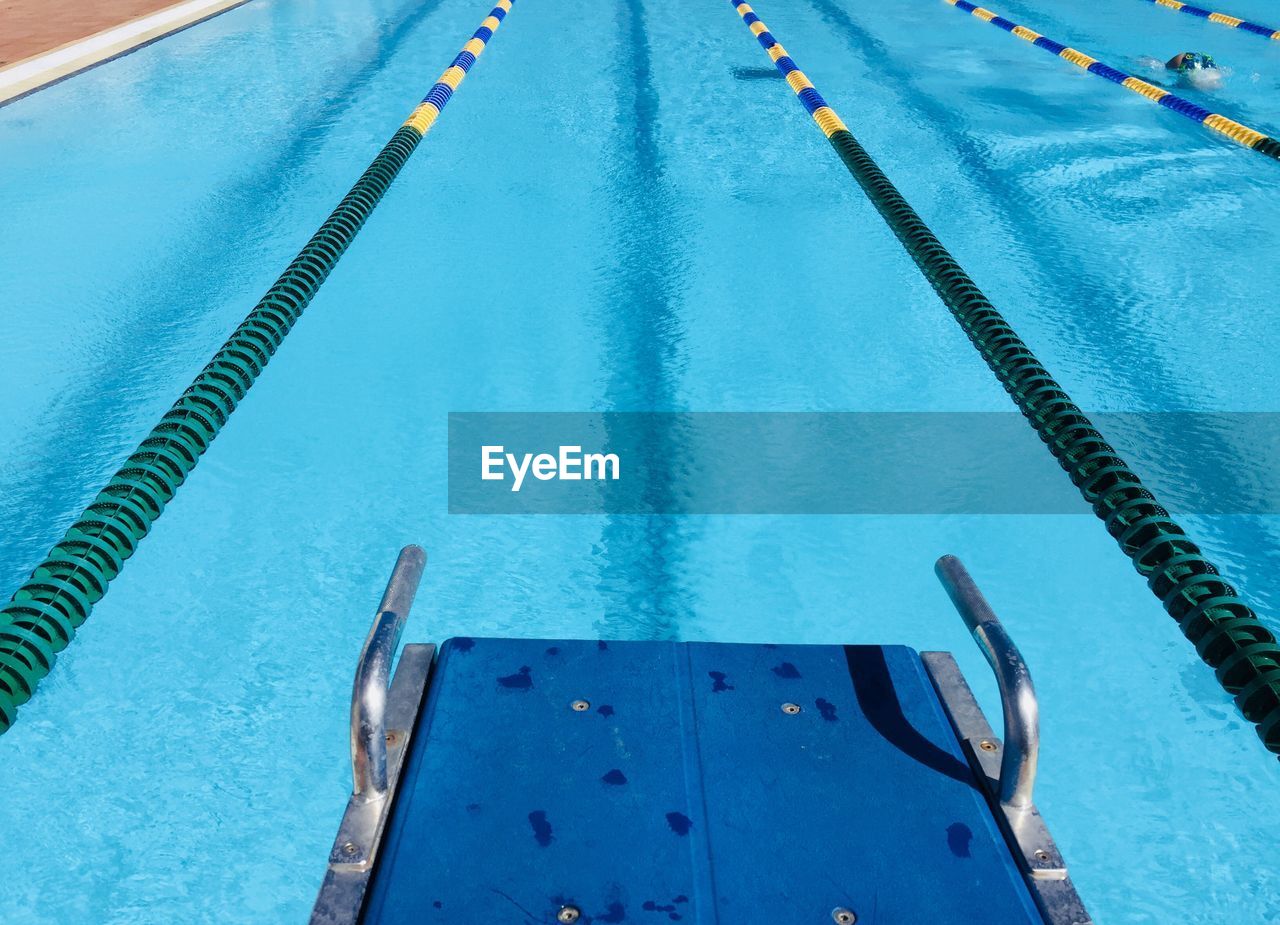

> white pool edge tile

[{"left": 0, "top": 0, "right": 253, "bottom": 105}]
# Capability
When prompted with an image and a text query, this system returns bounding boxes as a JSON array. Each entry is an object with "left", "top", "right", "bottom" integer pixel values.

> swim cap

[{"left": 1178, "top": 52, "right": 1216, "bottom": 72}]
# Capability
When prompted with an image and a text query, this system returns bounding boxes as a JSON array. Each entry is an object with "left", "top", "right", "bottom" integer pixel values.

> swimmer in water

[
  {"left": 1165, "top": 51, "right": 1223, "bottom": 88},
  {"left": 1166, "top": 52, "right": 1216, "bottom": 73}
]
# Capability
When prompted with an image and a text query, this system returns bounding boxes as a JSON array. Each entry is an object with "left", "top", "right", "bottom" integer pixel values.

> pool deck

[{"left": 0, "top": 0, "right": 251, "bottom": 105}]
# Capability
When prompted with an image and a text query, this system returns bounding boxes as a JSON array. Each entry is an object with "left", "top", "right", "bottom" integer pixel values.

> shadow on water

[
  {"left": 731, "top": 66, "right": 784, "bottom": 81},
  {"left": 588, "top": 0, "right": 695, "bottom": 641},
  {"left": 0, "top": 0, "right": 449, "bottom": 590},
  {"left": 799, "top": 0, "right": 1280, "bottom": 618}
]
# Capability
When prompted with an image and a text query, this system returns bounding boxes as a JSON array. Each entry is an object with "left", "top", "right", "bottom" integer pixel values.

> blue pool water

[{"left": 2, "top": 0, "right": 1280, "bottom": 920}]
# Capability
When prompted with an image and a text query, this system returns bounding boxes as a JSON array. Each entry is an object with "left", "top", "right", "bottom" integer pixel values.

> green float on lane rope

[
  {"left": 730, "top": 0, "right": 1280, "bottom": 759},
  {"left": 0, "top": 0, "right": 518, "bottom": 735}
]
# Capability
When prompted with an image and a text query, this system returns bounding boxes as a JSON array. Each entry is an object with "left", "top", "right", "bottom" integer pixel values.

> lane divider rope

[
  {"left": 945, "top": 0, "right": 1280, "bottom": 162},
  {"left": 0, "top": 0, "right": 517, "bottom": 735},
  {"left": 730, "top": 0, "right": 1280, "bottom": 759},
  {"left": 1140, "top": 0, "right": 1280, "bottom": 41}
]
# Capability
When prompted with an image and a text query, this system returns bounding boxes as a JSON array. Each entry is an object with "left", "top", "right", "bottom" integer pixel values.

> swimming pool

[{"left": 2, "top": 0, "right": 1280, "bottom": 919}]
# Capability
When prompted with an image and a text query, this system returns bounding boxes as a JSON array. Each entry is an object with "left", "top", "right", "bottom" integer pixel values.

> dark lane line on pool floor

[{"left": 591, "top": 0, "right": 695, "bottom": 642}]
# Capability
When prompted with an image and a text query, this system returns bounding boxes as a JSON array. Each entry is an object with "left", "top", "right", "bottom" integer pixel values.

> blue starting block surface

[{"left": 363, "top": 639, "right": 1044, "bottom": 924}]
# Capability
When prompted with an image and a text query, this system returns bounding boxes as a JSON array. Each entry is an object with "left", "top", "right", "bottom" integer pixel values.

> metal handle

[
  {"left": 350, "top": 545, "right": 427, "bottom": 803},
  {"left": 935, "top": 554, "right": 1038, "bottom": 814}
]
